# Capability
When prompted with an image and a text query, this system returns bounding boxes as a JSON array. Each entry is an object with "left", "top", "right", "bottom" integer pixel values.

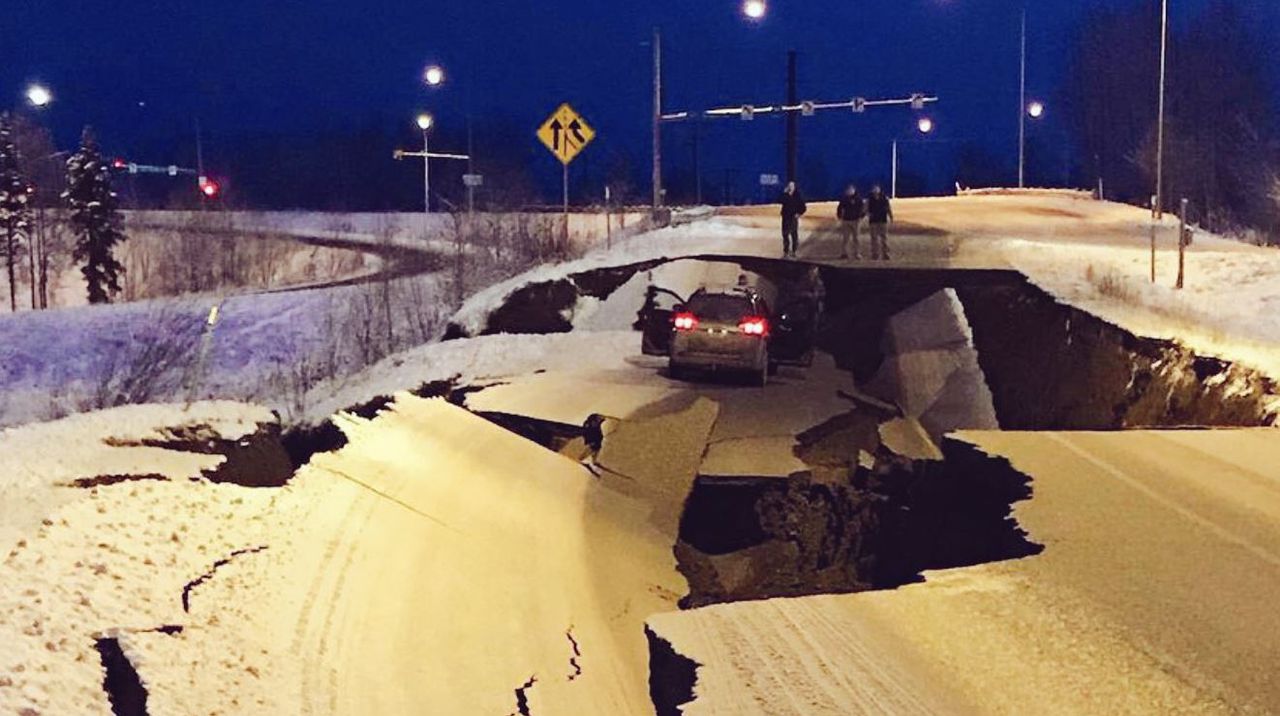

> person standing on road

[
  {"left": 836, "top": 184, "right": 865, "bottom": 260},
  {"left": 780, "top": 181, "right": 806, "bottom": 259},
  {"left": 867, "top": 184, "right": 893, "bottom": 261}
]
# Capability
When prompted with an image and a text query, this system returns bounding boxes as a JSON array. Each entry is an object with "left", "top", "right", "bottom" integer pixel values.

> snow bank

[
  {"left": 302, "top": 330, "right": 640, "bottom": 424},
  {"left": 450, "top": 217, "right": 765, "bottom": 336}
]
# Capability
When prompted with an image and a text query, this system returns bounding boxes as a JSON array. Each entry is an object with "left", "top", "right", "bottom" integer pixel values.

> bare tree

[{"left": 89, "top": 302, "right": 204, "bottom": 409}]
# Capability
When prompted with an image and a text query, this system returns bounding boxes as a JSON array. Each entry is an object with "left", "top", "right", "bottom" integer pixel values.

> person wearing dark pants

[
  {"left": 836, "top": 184, "right": 865, "bottom": 260},
  {"left": 866, "top": 184, "right": 893, "bottom": 261},
  {"left": 780, "top": 181, "right": 806, "bottom": 258}
]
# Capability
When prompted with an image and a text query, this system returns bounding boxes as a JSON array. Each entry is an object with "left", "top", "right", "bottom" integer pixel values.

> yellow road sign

[{"left": 538, "top": 103, "right": 596, "bottom": 165}]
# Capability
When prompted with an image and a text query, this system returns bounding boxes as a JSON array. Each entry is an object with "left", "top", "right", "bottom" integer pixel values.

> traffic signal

[
  {"left": 111, "top": 157, "right": 127, "bottom": 170},
  {"left": 198, "top": 175, "right": 221, "bottom": 199}
]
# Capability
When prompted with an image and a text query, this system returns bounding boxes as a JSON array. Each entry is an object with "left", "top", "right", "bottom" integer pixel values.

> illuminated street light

[
  {"left": 424, "top": 65, "right": 446, "bottom": 87},
  {"left": 26, "top": 84, "right": 52, "bottom": 108},
  {"left": 743, "top": 0, "right": 767, "bottom": 20},
  {"left": 1028, "top": 100, "right": 1045, "bottom": 119},
  {"left": 917, "top": 117, "right": 935, "bottom": 134},
  {"left": 416, "top": 113, "right": 434, "bottom": 131}
]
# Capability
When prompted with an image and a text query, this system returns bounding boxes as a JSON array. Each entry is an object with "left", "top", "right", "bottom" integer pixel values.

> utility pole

[
  {"left": 1155, "top": 0, "right": 1169, "bottom": 219},
  {"left": 652, "top": 27, "right": 663, "bottom": 213},
  {"left": 1018, "top": 9, "right": 1027, "bottom": 189},
  {"left": 785, "top": 50, "right": 798, "bottom": 184},
  {"left": 1176, "top": 198, "right": 1188, "bottom": 289},
  {"left": 195, "top": 118, "right": 206, "bottom": 211},
  {"left": 692, "top": 120, "right": 703, "bottom": 205}
]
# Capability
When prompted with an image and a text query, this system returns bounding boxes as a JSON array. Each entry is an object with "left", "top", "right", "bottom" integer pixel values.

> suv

[{"left": 640, "top": 276, "right": 818, "bottom": 386}]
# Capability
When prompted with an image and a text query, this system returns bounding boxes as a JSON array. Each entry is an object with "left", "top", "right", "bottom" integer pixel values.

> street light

[
  {"left": 25, "top": 84, "right": 52, "bottom": 108},
  {"left": 654, "top": 5, "right": 767, "bottom": 212},
  {"left": 424, "top": 65, "right": 446, "bottom": 87},
  {"left": 416, "top": 113, "right": 434, "bottom": 218},
  {"left": 894, "top": 118, "right": 936, "bottom": 199},
  {"left": 1027, "top": 100, "right": 1045, "bottom": 119}
]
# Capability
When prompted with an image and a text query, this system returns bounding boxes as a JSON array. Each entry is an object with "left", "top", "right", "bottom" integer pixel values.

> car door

[
  {"left": 770, "top": 294, "right": 818, "bottom": 367},
  {"left": 639, "top": 286, "right": 686, "bottom": 356}
]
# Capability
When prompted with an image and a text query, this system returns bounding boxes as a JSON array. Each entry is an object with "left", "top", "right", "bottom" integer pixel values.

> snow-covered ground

[
  {"left": 0, "top": 271, "right": 450, "bottom": 428},
  {"left": 0, "top": 401, "right": 282, "bottom": 714},
  {"left": 5, "top": 192, "right": 1280, "bottom": 714},
  {"left": 128, "top": 208, "right": 656, "bottom": 256}
]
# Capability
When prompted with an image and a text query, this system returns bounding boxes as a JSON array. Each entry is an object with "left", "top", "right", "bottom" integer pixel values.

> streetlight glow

[
  {"left": 424, "top": 65, "right": 445, "bottom": 87},
  {"left": 26, "top": 84, "right": 52, "bottom": 108},
  {"left": 416, "top": 113, "right": 434, "bottom": 131},
  {"left": 917, "top": 117, "right": 935, "bottom": 134},
  {"left": 743, "top": 0, "right": 766, "bottom": 20},
  {"left": 1027, "top": 100, "right": 1045, "bottom": 119}
]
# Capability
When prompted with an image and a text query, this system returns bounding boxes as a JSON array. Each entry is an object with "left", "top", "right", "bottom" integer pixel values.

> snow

[
  {"left": 450, "top": 218, "right": 769, "bottom": 336},
  {"left": 0, "top": 395, "right": 690, "bottom": 714},
  {"left": 302, "top": 330, "right": 641, "bottom": 425},
  {"left": 127, "top": 208, "right": 655, "bottom": 256},
  {"left": 0, "top": 401, "right": 278, "bottom": 715},
  {"left": 0, "top": 271, "right": 451, "bottom": 428}
]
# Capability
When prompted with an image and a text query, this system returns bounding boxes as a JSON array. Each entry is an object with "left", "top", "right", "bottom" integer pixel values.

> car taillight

[
  {"left": 739, "top": 316, "right": 769, "bottom": 336},
  {"left": 673, "top": 312, "right": 699, "bottom": 331}
]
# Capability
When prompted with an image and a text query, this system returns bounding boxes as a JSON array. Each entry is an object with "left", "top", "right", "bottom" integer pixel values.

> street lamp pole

[
  {"left": 1018, "top": 8, "right": 1027, "bottom": 189},
  {"left": 652, "top": 26, "right": 663, "bottom": 213},
  {"left": 416, "top": 113, "right": 434, "bottom": 238},
  {"left": 1155, "top": 0, "right": 1168, "bottom": 219},
  {"left": 892, "top": 140, "right": 899, "bottom": 199}
]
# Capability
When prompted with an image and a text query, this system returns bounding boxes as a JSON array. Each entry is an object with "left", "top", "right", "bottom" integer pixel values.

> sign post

[{"left": 538, "top": 103, "right": 597, "bottom": 249}]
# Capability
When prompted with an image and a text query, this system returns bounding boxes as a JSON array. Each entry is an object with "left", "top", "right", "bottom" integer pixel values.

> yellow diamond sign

[{"left": 538, "top": 103, "right": 596, "bottom": 165}]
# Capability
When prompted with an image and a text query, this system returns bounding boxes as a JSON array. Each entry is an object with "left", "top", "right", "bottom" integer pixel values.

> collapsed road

[{"left": 6, "top": 198, "right": 1280, "bottom": 715}]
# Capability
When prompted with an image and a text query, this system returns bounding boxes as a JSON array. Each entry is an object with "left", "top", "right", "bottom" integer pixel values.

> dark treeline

[{"left": 1063, "top": 0, "right": 1278, "bottom": 233}]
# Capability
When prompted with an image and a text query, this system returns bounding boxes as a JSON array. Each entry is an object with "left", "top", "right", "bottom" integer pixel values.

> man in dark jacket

[
  {"left": 780, "top": 181, "right": 806, "bottom": 258},
  {"left": 836, "top": 184, "right": 865, "bottom": 260},
  {"left": 866, "top": 184, "right": 893, "bottom": 261}
]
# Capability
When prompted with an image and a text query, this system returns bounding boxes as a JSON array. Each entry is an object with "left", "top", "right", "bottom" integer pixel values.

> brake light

[
  {"left": 673, "top": 312, "right": 698, "bottom": 331},
  {"left": 739, "top": 316, "right": 769, "bottom": 337}
]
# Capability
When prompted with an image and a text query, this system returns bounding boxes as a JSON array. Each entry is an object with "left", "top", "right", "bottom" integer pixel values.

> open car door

[
  {"left": 771, "top": 293, "right": 819, "bottom": 367},
  {"left": 638, "top": 286, "right": 686, "bottom": 356}
]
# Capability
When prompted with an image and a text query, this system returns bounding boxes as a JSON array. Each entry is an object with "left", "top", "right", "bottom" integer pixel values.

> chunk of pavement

[
  {"left": 879, "top": 417, "right": 944, "bottom": 461},
  {"left": 595, "top": 397, "right": 720, "bottom": 534}
]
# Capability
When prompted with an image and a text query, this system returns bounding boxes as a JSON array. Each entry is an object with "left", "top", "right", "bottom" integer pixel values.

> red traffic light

[
  {"left": 111, "top": 157, "right": 127, "bottom": 170},
  {"left": 198, "top": 175, "right": 220, "bottom": 198}
]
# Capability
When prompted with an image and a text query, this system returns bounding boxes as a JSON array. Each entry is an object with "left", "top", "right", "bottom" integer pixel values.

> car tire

[{"left": 669, "top": 363, "right": 686, "bottom": 381}]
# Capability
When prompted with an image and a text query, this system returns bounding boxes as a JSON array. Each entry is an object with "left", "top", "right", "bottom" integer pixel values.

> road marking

[{"left": 1046, "top": 433, "right": 1280, "bottom": 570}]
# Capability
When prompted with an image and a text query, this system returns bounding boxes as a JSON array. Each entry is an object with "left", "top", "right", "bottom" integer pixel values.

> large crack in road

[{"left": 439, "top": 254, "right": 1280, "bottom": 712}]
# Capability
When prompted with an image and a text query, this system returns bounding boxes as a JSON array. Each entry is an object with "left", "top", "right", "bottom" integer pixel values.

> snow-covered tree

[
  {"left": 63, "top": 126, "right": 127, "bottom": 304},
  {"left": 0, "top": 112, "right": 33, "bottom": 311}
]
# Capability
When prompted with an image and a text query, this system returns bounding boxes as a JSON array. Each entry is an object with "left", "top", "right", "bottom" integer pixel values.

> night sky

[{"left": 3, "top": 0, "right": 1278, "bottom": 206}]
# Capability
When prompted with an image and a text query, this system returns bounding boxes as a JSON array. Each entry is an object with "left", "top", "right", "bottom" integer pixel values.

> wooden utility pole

[{"left": 1176, "top": 198, "right": 1189, "bottom": 290}]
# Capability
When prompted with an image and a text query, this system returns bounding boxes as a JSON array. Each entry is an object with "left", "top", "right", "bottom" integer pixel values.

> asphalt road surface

[{"left": 651, "top": 429, "right": 1280, "bottom": 715}]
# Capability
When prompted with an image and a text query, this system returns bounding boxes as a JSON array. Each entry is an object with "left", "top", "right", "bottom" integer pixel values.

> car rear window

[{"left": 688, "top": 294, "right": 756, "bottom": 322}]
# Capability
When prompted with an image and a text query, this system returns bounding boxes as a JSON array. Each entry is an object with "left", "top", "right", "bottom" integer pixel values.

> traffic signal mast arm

[
  {"left": 660, "top": 93, "right": 938, "bottom": 121},
  {"left": 391, "top": 151, "right": 473, "bottom": 162}
]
